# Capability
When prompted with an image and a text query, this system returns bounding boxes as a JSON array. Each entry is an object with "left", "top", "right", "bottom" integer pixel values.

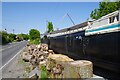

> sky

[{"left": 2, "top": 2, "right": 99, "bottom": 34}]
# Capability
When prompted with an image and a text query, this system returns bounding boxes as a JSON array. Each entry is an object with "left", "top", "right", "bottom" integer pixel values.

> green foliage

[
  {"left": 0, "top": 31, "right": 9, "bottom": 45},
  {"left": 116, "top": 0, "right": 120, "bottom": 10},
  {"left": 20, "top": 34, "right": 29, "bottom": 40},
  {"left": 47, "top": 22, "right": 54, "bottom": 33},
  {"left": 0, "top": 31, "right": 16, "bottom": 45},
  {"left": 23, "top": 34, "right": 29, "bottom": 40},
  {"left": 39, "top": 65, "right": 48, "bottom": 79},
  {"left": 90, "top": 0, "right": 120, "bottom": 20},
  {"left": 0, "top": 31, "right": 29, "bottom": 45},
  {"left": 8, "top": 33, "right": 16, "bottom": 42},
  {"left": 29, "top": 38, "right": 40, "bottom": 45},
  {"left": 29, "top": 29, "right": 40, "bottom": 40},
  {"left": 29, "top": 29, "right": 40, "bottom": 44},
  {"left": 16, "top": 33, "right": 29, "bottom": 41}
]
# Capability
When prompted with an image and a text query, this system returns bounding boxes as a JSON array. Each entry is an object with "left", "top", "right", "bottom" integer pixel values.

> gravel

[{"left": 2, "top": 51, "right": 29, "bottom": 78}]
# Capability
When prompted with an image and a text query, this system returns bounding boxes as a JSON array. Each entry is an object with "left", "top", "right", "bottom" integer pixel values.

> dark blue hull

[
  {"left": 49, "top": 30, "right": 120, "bottom": 72},
  {"left": 84, "top": 31, "right": 120, "bottom": 72}
]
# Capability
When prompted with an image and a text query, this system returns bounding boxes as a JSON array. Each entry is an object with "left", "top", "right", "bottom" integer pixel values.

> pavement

[{"left": 0, "top": 41, "right": 28, "bottom": 69}]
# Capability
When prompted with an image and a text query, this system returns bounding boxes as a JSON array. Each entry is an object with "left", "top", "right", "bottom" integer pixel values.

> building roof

[{"left": 50, "top": 21, "right": 89, "bottom": 34}]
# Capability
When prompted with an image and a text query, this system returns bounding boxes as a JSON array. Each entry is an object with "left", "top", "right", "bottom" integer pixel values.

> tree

[
  {"left": 29, "top": 29, "right": 40, "bottom": 40},
  {"left": 22, "top": 34, "right": 29, "bottom": 40},
  {"left": 0, "top": 31, "right": 29, "bottom": 44},
  {"left": 8, "top": 33, "right": 16, "bottom": 42},
  {"left": 29, "top": 29, "right": 40, "bottom": 44},
  {"left": 116, "top": 0, "right": 120, "bottom": 10},
  {"left": 0, "top": 31, "right": 9, "bottom": 45},
  {"left": 16, "top": 33, "right": 29, "bottom": 41},
  {"left": 47, "top": 22, "right": 54, "bottom": 33},
  {"left": 90, "top": 0, "right": 120, "bottom": 20}
]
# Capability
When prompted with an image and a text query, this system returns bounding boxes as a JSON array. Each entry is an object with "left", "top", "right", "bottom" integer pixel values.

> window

[
  {"left": 116, "top": 14, "right": 119, "bottom": 21},
  {"left": 109, "top": 13, "right": 119, "bottom": 23},
  {"left": 109, "top": 16, "right": 115, "bottom": 23}
]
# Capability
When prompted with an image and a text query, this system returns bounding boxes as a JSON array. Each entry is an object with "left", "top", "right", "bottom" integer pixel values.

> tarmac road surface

[{"left": 0, "top": 41, "right": 28, "bottom": 69}]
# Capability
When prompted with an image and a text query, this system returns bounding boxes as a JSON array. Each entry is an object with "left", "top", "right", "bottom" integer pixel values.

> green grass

[
  {"left": 18, "top": 54, "right": 31, "bottom": 73},
  {"left": 29, "top": 39, "right": 40, "bottom": 45},
  {"left": 39, "top": 65, "right": 48, "bottom": 79},
  {"left": 18, "top": 54, "right": 26, "bottom": 66}
]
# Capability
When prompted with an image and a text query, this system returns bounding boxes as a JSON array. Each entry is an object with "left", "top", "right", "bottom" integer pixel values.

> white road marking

[{"left": 0, "top": 47, "right": 25, "bottom": 70}]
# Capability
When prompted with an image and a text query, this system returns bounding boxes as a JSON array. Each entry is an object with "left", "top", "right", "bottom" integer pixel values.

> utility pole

[
  {"left": 67, "top": 13, "right": 75, "bottom": 26},
  {"left": 46, "top": 20, "right": 48, "bottom": 33},
  {"left": 13, "top": 29, "right": 14, "bottom": 34}
]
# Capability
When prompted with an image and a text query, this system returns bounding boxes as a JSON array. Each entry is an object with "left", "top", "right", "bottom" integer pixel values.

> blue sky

[{"left": 2, "top": 2, "right": 99, "bottom": 34}]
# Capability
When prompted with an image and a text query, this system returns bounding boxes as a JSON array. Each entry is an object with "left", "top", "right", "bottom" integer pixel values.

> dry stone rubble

[{"left": 22, "top": 43, "right": 93, "bottom": 79}]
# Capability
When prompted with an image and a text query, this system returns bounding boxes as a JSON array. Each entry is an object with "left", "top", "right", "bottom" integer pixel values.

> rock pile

[
  {"left": 22, "top": 43, "right": 93, "bottom": 79},
  {"left": 22, "top": 44, "right": 54, "bottom": 68}
]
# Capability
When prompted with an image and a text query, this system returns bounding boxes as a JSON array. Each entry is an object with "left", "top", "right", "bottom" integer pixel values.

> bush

[
  {"left": 0, "top": 31, "right": 29, "bottom": 45},
  {"left": 1, "top": 35, "right": 9, "bottom": 45},
  {"left": 29, "top": 29, "right": 41, "bottom": 44},
  {"left": 16, "top": 34, "right": 29, "bottom": 41},
  {"left": 29, "top": 29, "right": 40, "bottom": 40},
  {"left": 8, "top": 33, "right": 16, "bottom": 42},
  {"left": 0, "top": 31, "right": 9, "bottom": 45}
]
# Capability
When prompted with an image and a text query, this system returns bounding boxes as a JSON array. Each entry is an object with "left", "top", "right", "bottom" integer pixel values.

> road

[{"left": 0, "top": 41, "right": 28, "bottom": 69}]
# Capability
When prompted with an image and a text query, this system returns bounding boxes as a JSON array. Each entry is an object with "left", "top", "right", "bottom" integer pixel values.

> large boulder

[
  {"left": 47, "top": 54, "right": 74, "bottom": 62},
  {"left": 63, "top": 60, "right": 93, "bottom": 78},
  {"left": 46, "top": 54, "right": 93, "bottom": 78},
  {"left": 46, "top": 54, "right": 74, "bottom": 78}
]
